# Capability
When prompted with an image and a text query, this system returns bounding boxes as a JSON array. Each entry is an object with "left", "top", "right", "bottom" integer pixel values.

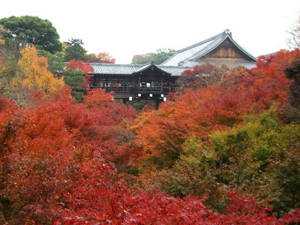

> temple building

[
  {"left": 90, "top": 30, "right": 257, "bottom": 106},
  {"left": 90, "top": 62, "right": 189, "bottom": 107},
  {"left": 161, "top": 29, "right": 257, "bottom": 68}
]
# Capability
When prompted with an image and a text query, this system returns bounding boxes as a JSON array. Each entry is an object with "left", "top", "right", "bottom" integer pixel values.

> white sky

[{"left": 1, "top": 0, "right": 299, "bottom": 64}]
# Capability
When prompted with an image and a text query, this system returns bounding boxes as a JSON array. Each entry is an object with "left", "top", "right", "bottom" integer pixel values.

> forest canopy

[
  {"left": 0, "top": 16, "right": 62, "bottom": 53},
  {"left": 0, "top": 15, "right": 300, "bottom": 224}
]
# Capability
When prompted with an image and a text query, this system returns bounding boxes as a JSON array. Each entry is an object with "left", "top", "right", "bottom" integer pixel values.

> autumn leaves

[
  {"left": 18, "top": 46, "right": 64, "bottom": 94},
  {"left": 0, "top": 47, "right": 300, "bottom": 223}
]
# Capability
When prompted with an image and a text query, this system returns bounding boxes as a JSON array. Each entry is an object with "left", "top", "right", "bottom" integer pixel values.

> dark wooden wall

[{"left": 207, "top": 40, "right": 245, "bottom": 59}]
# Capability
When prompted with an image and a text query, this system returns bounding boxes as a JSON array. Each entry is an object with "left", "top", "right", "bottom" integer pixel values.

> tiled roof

[
  {"left": 91, "top": 63, "right": 140, "bottom": 75},
  {"left": 159, "top": 65, "right": 191, "bottom": 76},
  {"left": 183, "top": 59, "right": 257, "bottom": 69},
  {"left": 133, "top": 63, "right": 156, "bottom": 74},
  {"left": 161, "top": 29, "right": 257, "bottom": 66},
  {"left": 91, "top": 63, "right": 191, "bottom": 76},
  {"left": 91, "top": 30, "right": 258, "bottom": 74}
]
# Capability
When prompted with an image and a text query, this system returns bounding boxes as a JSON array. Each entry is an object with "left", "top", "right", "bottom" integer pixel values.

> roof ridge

[
  {"left": 159, "top": 65, "right": 191, "bottom": 68},
  {"left": 176, "top": 30, "right": 227, "bottom": 53},
  {"left": 90, "top": 63, "right": 142, "bottom": 67},
  {"left": 182, "top": 32, "right": 229, "bottom": 63},
  {"left": 227, "top": 36, "right": 257, "bottom": 61},
  {"left": 160, "top": 30, "right": 229, "bottom": 65},
  {"left": 182, "top": 31, "right": 257, "bottom": 63}
]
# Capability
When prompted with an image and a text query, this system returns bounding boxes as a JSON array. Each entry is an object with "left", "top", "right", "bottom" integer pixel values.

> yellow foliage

[
  {"left": 0, "top": 24, "right": 6, "bottom": 45},
  {"left": 18, "top": 45, "right": 64, "bottom": 94}
]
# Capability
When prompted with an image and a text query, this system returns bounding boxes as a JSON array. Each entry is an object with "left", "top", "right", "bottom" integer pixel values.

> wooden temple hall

[
  {"left": 89, "top": 30, "right": 257, "bottom": 107},
  {"left": 90, "top": 63, "right": 190, "bottom": 107}
]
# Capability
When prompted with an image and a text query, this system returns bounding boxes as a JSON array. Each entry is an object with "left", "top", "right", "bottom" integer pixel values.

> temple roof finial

[{"left": 224, "top": 29, "right": 232, "bottom": 38}]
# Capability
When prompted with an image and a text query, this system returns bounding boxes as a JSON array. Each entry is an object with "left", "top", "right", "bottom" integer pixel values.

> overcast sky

[{"left": 1, "top": 0, "right": 299, "bottom": 63}]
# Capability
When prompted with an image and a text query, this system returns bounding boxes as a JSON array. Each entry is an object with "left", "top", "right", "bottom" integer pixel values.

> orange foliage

[
  {"left": 18, "top": 45, "right": 65, "bottom": 94},
  {"left": 0, "top": 48, "right": 299, "bottom": 224},
  {"left": 97, "top": 52, "right": 116, "bottom": 64},
  {"left": 133, "top": 50, "right": 300, "bottom": 166},
  {"left": 84, "top": 89, "right": 114, "bottom": 108},
  {"left": 251, "top": 49, "right": 300, "bottom": 104}
]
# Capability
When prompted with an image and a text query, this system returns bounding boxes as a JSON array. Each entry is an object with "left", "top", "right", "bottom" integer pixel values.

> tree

[
  {"left": 133, "top": 50, "right": 298, "bottom": 169},
  {"left": 96, "top": 52, "right": 116, "bottom": 63},
  {"left": 0, "top": 24, "right": 22, "bottom": 63},
  {"left": 151, "top": 136, "right": 226, "bottom": 210},
  {"left": 178, "top": 63, "right": 231, "bottom": 90},
  {"left": 63, "top": 59, "right": 94, "bottom": 102},
  {"left": 84, "top": 89, "right": 113, "bottom": 108},
  {"left": 141, "top": 108, "right": 300, "bottom": 215},
  {"left": 0, "top": 25, "right": 21, "bottom": 89},
  {"left": 132, "top": 82, "right": 259, "bottom": 169},
  {"left": 287, "top": 14, "right": 300, "bottom": 49},
  {"left": 83, "top": 53, "right": 99, "bottom": 63},
  {"left": 281, "top": 54, "right": 300, "bottom": 122},
  {"left": 0, "top": 24, "right": 6, "bottom": 45},
  {"left": 210, "top": 109, "right": 300, "bottom": 214},
  {"left": 84, "top": 52, "right": 116, "bottom": 63},
  {"left": 132, "top": 48, "right": 176, "bottom": 64},
  {"left": 0, "top": 16, "right": 62, "bottom": 53},
  {"left": 0, "top": 50, "right": 21, "bottom": 94},
  {"left": 0, "top": 25, "right": 21, "bottom": 86},
  {"left": 18, "top": 45, "right": 64, "bottom": 95},
  {"left": 155, "top": 48, "right": 176, "bottom": 64},
  {"left": 1, "top": 45, "right": 64, "bottom": 106},
  {"left": 0, "top": 85, "right": 299, "bottom": 224},
  {"left": 62, "top": 68, "right": 85, "bottom": 102},
  {"left": 285, "top": 56, "right": 300, "bottom": 110},
  {"left": 64, "top": 38, "right": 87, "bottom": 61},
  {"left": 65, "top": 59, "right": 94, "bottom": 87},
  {"left": 132, "top": 52, "right": 155, "bottom": 64},
  {"left": 38, "top": 49, "right": 65, "bottom": 76}
]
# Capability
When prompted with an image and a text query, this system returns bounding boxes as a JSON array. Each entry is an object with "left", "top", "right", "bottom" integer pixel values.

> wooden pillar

[{"left": 155, "top": 99, "right": 160, "bottom": 109}]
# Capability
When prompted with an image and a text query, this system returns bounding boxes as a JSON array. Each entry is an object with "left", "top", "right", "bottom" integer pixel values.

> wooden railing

[{"left": 90, "top": 86, "right": 178, "bottom": 94}]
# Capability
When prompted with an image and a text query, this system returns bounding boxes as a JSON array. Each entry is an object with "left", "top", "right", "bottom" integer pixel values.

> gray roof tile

[
  {"left": 91, "top": 63, "right": 191, "bottom": 76},
  {"left": 161, "top": 29, "right": 257, "bottom": 66},
  {"left": 91, "top": 63, "right": 140, "bottom": 75}
]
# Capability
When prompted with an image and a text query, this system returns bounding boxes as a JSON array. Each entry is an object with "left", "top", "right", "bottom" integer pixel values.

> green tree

[
  {"left": 64, "top": 38, "right": 87, "bottom": 61},
  {"left": 132, "top": 52, "right": 155, "bottom": 64},
  {"left": 0, "top": 54, "right": 21, "bottom": 98},
  {"left": 38, "top": 49, "right": 65, "bottom": 76},
  {"left": 63, "top": 68, "right": 85, "bottom": 102},
  {"left": 281, "top": 55, "right": 300, "bottom": 122},
  {"left": 150, "top": 109, "right": 300, "bottom": 214},
  {"left": 210, "top": 109, "right": 300, "bottom": 213},
  {"left": 155, "top": 48, "right": 176, "bottom": 64},
  {"left": 0, "top": 25, "right": 22, "bottom": 99},
  {"left": 0, "top": 24, "right": 22, "bottom": 61},
  {"left": 0, "top": 16, "right": 62, "bottom": 53},
  {"left": 131, "top": 48, "right": 176, "bottom": 64},
  {"left": 153, "top": 137, "right": 226, "bottom": 211},
  {"left": 285, "top": 58, "right": 300, "bottom": 109}
]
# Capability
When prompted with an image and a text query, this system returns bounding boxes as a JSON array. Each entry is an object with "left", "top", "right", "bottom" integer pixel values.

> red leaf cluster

[
  {"left": 0, "top": 50, "right": 300, "bottom": 224},
  {"left": 66, "top": 60, "right": 94, "bottom": 88},
  {"left": 133, "top": 50, "right": 300, "bottom": 161}
]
